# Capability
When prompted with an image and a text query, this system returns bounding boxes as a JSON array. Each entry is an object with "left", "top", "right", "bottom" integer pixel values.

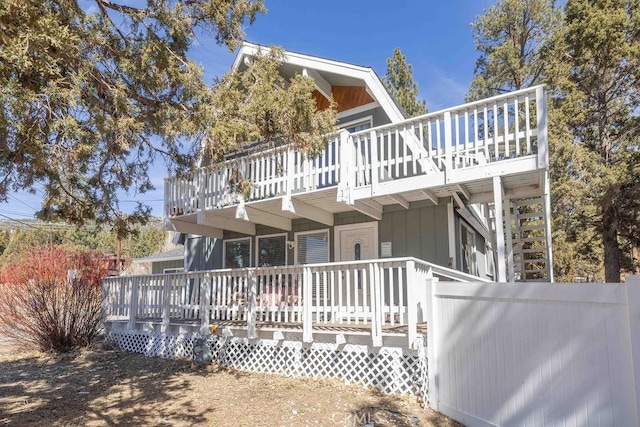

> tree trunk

[{"left": 603, "top": 204, "right": 621, "bottom": 282}]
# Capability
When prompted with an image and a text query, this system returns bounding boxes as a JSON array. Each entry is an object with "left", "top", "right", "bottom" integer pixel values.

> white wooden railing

[
  {"left": 103, "top": 257, "right": 491, "bottom": 348},
  {"left": 164, "top": 86, "right": 547, "bottom": 217}
]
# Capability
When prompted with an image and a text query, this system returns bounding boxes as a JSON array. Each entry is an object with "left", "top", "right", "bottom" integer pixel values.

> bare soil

[{"left": 0, "top": 341, "right": 460, "bottom": 427}]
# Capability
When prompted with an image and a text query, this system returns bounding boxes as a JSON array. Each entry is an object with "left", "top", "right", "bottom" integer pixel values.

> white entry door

[
  {"left": 335, "top": 222, "right": 378, "bottom": 320},
  {"left": 337, "top": 225, "right": 377, "bottom": 262}
]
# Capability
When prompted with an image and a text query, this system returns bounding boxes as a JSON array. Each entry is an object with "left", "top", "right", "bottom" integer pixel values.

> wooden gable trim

[{"left": 313, "top": 86, "right": 375, "bottom": 113}]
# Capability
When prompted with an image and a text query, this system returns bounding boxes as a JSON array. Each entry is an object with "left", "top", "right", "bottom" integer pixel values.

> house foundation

[{"left": 105, "top": 326, "right": 428, "bottom": 404}]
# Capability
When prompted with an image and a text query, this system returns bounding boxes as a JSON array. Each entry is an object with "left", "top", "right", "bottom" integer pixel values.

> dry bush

[{"left": 0, "top": 245, "right": 108, "bottom": 353}]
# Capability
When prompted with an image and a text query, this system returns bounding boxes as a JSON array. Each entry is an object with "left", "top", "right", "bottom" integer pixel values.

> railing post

[
  {"left": 199, "top": 273, "right": 211, "bottom": 335},
  {"left": 444, "top": 111, "right": 452, "bottom": 182},
  {"left": 338, "top": 130, "right": 352, "bottom": 203},
  {"left": 198, "top": 169, "right": 205, "bottom": 212},
  {"left": 101, "top": 279, "right": 110, "bottom": 321},
  {"left": 161, "top": 275, "right": 171, "bottom": 333},
  {"left": 247, "top": 269, "right": 257, "bottom": 339},
  {"left": 370, "top": 129, "right": 379, "bottom": 196},
  {"left": 625, "top": 275, "right": 640, "bottom": 426},
  {"left": 370, "top": 262, "right": 383, "bottom": 347},
  {"left": 425, "top": 274, "right": 440, "bottom": 411},
  {"left": 302, "top": 266, "right": 313, "bottom": 343},
  {"left": 406, "top": 260, "right": 418, "bottom": 349},
  {"left": 286, "top": 147, "right": 295, "bottom": 197},
  {"left": 128, "top": 277, "right": 138, "bottom": 330},
  {"left": 536, "top": 86, "right": 548, "bottom": 169}
]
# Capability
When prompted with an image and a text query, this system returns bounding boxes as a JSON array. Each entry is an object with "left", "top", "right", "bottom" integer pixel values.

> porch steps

[{"left": 509, "top": 198, "right": 551, "bottom": 281}]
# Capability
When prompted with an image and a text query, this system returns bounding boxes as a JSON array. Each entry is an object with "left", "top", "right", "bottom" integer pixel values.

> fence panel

[{"left": 430, "top": 281, "right": 639, "bottom": 427}]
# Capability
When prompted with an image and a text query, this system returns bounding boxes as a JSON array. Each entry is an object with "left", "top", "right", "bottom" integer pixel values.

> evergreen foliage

[
  {"left": 468, "top": 0, "right": 561, "bottom": 100},
  {"left": 0, "top": 1, "right": 338, "bottom": 235},
  {"left": 207, "top": 47, "right": 337, "bottom": 162},
  {"left": 382, "top": 48, "right": 426, "bottom": 117},
  {"left": 471, "top": 0, "right": 640, "bottom": 281},
  {"left": 551, "top": 0, "right": 640, "bottom": 282}
]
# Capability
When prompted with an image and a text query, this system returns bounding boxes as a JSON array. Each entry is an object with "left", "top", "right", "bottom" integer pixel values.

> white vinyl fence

[{"left": 426, "top": 276, "right": 640, "bottom": 427}]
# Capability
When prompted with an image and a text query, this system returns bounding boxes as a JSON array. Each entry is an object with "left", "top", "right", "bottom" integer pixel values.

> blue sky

[{"left": 2, "top": 0, "right": 494, "bottom": 222}]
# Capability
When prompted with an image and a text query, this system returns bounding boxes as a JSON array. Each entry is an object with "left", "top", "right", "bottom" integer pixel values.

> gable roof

[
  {"left": 133, "top": 248, "right": 184, "bottom": 264},
  {"left": 232, "top": 42, "right": 406, "bottom": 122}
]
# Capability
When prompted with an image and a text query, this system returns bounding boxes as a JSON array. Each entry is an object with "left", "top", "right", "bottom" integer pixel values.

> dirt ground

[{"left": 0, "top": 341, "right": 461, "bottom": 427}]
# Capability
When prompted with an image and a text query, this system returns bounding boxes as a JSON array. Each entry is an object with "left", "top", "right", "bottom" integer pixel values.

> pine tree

[
  {"left": 1, "top": 1, "right": 336, "bottom": 235},
  {"left": 468, "top": 0, "right": 562, "bottom": 100},
  {"left": 550, "top": 0, "right": 640, "bottom": 282},
  {"left": 382, "top": 48, "right": 426, "bottom": 117}
]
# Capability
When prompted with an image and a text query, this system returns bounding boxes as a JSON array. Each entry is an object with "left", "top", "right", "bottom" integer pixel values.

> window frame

[
  {"left": 223, "top": 237, "right": 252, "bottom": 269},
  {"left": 162, "top": 267, "right": 184, "bottom": 274},
  {"left": 340, "top": 115, "right": 373, "bottom": 133},
  {"left": 459, "top": 221, "right": 478, "bottom": 276},
  {"left": 294, "top": 228, "right": 330, "bottom": 265},
  {"left": 255, "top": 232, "right": 288, "bottom": 267}
]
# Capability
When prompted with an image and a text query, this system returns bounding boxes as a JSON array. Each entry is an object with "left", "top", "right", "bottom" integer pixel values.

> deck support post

[
  {"left": 302, "top": 267, "right": 313, "bottom": 343},
  {"left": 247, "top": 269, "right": 257, "bottom": 339},
  {"left": 505, "top": 199, "right": 515, "bottom": 282},
  {"left": 161, "top": 275, "right": 171, "bottom": 333},
  {"left": 493, "top": 176, "right": 507, "bottom": 282},
  {"left": 543, "top": 171, "right": 554, "bottom": 282},
  {"left": 128, "top": 277, "right": 139, "bottom": 330},
  {"left": 199, "top": 273, "right": 211, "bottom": 335},
  {"left": 406, "top": 260, "right": 418, "bottom": 349}
]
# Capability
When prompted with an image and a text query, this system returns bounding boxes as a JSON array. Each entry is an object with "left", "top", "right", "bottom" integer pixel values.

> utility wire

[
  {"left": 7, "top": 194, "right": 38, "bottom": 212},
  {"left": 0, "top": 212, "right": 40, "bottom": 230}
]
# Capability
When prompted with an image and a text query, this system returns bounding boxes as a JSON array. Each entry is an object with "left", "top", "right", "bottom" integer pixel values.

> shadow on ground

[
  {"left": 0, "top": 342, "right": 209, "bottom": 426},
  {"left": 0, "top": 341, "right": 460, "bottom": 426}
]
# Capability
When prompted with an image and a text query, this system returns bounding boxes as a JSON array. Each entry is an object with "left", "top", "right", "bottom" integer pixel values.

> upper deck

[{"left": 165, "top": 85, "right": 548, "bottom": 228}]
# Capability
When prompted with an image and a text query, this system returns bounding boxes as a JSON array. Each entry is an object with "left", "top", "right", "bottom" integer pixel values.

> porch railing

[
  {"left": 103, "top": 257, "right": 491, "bottom": 348},
  {"left": 164, "top": 86, "right": 548, "bottom": 217}
]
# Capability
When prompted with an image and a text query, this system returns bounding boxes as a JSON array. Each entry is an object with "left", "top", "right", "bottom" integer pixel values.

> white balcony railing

[
  {"left": 164, "top": 85, "right": 547, "bottom": 217},
  {"left": 103, "top": 257, "right": 492, "bottom": 348}
]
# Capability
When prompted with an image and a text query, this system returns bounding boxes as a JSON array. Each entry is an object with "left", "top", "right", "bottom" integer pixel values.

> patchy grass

[{"left": 0, "top": 342, "right": 461, "bottom": 426}]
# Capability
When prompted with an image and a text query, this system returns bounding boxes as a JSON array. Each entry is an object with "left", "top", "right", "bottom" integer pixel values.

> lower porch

[{"left": 103, "top": 257, "right": 486, "bottom": 350}]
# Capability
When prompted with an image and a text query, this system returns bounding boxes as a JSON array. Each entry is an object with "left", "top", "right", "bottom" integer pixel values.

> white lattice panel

[{"left": 106, "top": 330, "right": 428, "bottom": 401}]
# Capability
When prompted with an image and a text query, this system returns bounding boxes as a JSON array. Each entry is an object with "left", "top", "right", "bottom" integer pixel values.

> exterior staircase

[{"left": 509, "top": 197, "right": 552, "bottom": 281}]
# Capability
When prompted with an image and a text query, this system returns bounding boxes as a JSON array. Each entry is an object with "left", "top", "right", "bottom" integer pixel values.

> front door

[
  {"left": 335, "top": 223, "right": 378, "bottom": 319},
  {"left": 338, "top": 226, "right": 376, "bottom": 262}
]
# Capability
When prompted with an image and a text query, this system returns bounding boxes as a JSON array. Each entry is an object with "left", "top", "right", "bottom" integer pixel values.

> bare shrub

[{"left": 0, "top": 245, "right": 108, "bottom": 353}]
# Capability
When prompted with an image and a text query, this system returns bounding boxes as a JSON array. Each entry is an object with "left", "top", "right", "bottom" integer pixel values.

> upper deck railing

[{"left": 165, "top": 85, "right": 547, "bottom": 217}]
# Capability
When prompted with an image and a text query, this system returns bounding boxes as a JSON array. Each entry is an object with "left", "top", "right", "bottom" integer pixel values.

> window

[
  {"left": 296, "top": 230, "right": 329, "bottom": 264},
  {"left": 460, "top": 222, "right": 478, "bottom": 276},
  {"left": 256, "top": 234, "right": 287, "bottom": 267},
  {"left": 485, "top": 242, "right": 495, "bottom": 279},
  {"left": 163, "top": 267, "right": 184, "bottom": 273},
  {"left": 341, "top": 116, "right": 372, "bottom": 133},
  {"left": 224, "top": 238, "right": 251, "bottom": 268}
]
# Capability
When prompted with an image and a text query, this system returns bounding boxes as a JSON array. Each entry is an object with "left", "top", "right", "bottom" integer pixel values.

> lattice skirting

[{"left": 106, "top": 330, "right": 428, "bottom": 402}]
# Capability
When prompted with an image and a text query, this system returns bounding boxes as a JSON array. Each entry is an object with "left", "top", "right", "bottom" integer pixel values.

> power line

[
  {"left": 7, "top": 194, "right": 38, "bottom": 212},
  {"left": 0, "top": 209, "right": 35, "bottom": 218},
  {"left": 0, "top": 212, "right": 40, "bottom": 230}
]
